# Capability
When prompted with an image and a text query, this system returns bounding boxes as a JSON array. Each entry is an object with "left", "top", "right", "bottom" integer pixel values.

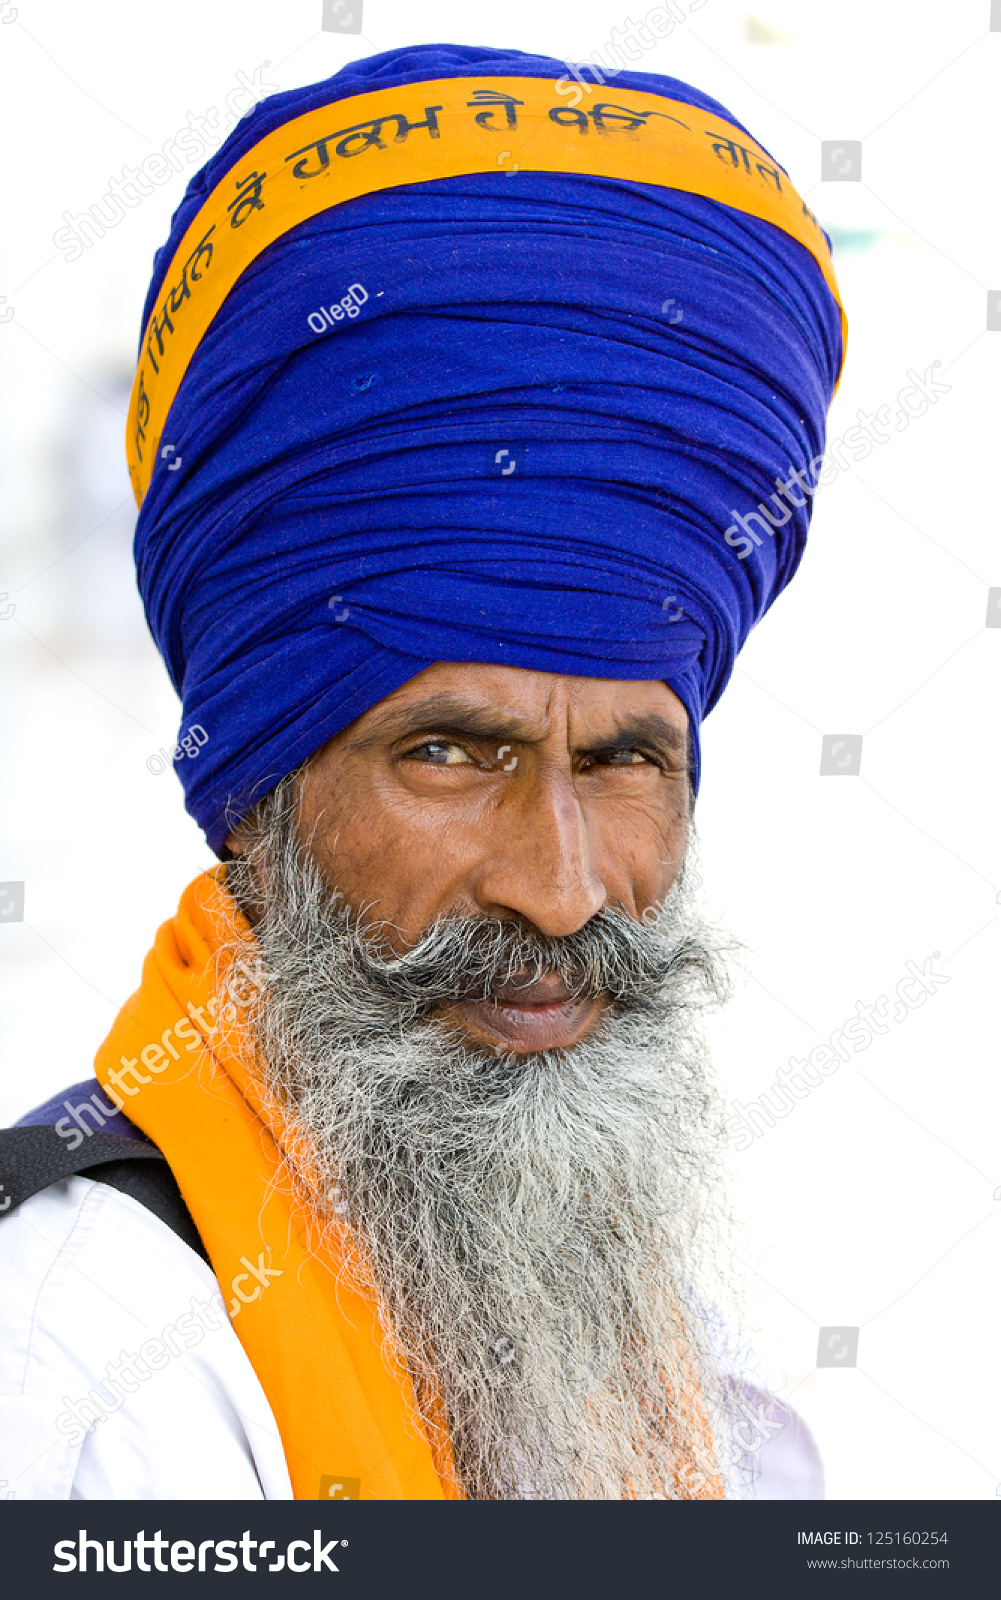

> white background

[{"left": 1, "top": 0, "right": 998, "bottom": 1501}]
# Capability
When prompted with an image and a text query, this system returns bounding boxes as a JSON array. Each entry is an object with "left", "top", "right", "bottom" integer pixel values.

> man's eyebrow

[
  {"left": 599, "top": 713, "right": 687, "bottom": 755},
  {"left": 346, "top": 694, "right": 540, "bottom": 750},
  {"left": 346, "top": 695, "right": 688, "bottom": 759}
]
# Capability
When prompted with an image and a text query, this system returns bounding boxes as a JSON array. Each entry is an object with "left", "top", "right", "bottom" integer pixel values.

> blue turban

[{"left": 133, "top": 43, "right": 844, "bottom": 852}]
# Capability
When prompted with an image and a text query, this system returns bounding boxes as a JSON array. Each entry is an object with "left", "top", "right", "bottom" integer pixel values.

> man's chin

[{"left": 443, "top": 993, "right": 611, "bottom": 1055}]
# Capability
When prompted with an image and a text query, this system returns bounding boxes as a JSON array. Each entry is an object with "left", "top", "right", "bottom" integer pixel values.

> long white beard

[{"left": 222, "top": 779, "right": 741, "bottom": 1499}]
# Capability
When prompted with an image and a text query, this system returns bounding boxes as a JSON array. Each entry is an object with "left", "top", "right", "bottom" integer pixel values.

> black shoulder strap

[{"left": 0, "top": 1126, "right": 209, "bottom": 1265}]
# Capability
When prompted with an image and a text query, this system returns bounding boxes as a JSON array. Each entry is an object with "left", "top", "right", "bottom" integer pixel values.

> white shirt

[
  {"left": 0, "top": 1177, "right": 822, "bottom": 1500},
  {"left": 0, "top": 1177, "right": 291, "bottom": 1500}
]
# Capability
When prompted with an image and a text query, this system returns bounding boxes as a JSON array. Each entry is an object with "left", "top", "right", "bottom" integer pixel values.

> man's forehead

[{"left": 343, "top": 663, "right": 689, "bottom": 747}]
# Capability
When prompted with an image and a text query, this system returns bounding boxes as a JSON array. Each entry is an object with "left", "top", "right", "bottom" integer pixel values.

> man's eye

[
  {"left": 582, "top": 749, "right": 651, "bottom": 769},
  {"left": 405, "top": 740, "right": 474, "bottom": 766},
  {"left": 603, "top": 750, "right": 648, "bottom": 766}
]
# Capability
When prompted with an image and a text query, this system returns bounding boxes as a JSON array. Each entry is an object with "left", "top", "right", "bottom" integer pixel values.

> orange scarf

[
  {"left": 94, "top": 870, "right": 723, "bottom": 1501},
  {"left": 95, "top": 869, "right": 453, "bottom": 1500}
]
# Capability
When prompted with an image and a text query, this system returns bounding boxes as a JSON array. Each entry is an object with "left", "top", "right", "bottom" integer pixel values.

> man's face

[{"left": 241, "top": 662, "right": 691, "bottom": 1056}]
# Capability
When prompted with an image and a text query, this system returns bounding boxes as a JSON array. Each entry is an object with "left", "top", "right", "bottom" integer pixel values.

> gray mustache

[{"left": 348, "top": 906, "right": 722, "bottom": 1012}]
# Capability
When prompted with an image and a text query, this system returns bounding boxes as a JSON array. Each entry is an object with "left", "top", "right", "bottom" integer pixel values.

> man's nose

[{"left": 471, "top": 766, "right": 606, "bottom": 938}]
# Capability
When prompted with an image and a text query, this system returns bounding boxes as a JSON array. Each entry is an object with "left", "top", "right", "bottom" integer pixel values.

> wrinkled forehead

[{"left": 331, "top": 663, "right": 690, "bottom": 749}]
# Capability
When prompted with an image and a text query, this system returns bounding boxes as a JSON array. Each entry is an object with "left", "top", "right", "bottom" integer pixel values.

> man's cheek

[
  {"left": 589, "top": 805, "right": 686, "bottom": 911},
  {"left": 336, "top": 820, "right": 480, "bottom": 946}
]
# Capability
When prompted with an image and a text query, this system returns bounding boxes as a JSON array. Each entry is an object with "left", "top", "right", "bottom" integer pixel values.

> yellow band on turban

[{"left": 126, "top": 75, "right": 845, "bottom": 507}]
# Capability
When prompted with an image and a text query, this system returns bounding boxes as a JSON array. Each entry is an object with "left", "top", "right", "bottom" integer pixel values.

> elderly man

[{"left": 0, "top": 44, "right": 842, "bottom": 1501}]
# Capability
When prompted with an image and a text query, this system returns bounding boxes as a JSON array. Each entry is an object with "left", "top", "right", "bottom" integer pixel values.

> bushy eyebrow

[
  {"left": 593, "top": 713, "right": 687, "bottom": 756},
  {"left": 346, "top": 693, "right": 688, "bottom": 764},
  {"left": 347, "top": 694, "right": 537, "bottom": 750}
]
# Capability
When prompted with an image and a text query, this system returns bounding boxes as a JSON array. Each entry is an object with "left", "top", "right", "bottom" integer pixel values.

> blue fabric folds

[{"left": 134, "top": 43, "right": 843, "bottom": 852}]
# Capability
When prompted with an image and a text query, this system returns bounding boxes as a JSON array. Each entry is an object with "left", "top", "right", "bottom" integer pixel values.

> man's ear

[
  {"left": 223, "top": 822, "right": 255, "bottom": 858},
  {"left": 221, "top": 819, "right": 266, "bottom": 925}
]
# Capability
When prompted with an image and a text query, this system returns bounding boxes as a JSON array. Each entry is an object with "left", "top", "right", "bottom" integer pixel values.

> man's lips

[{"left": 446, "top": 972, "right": 607, "bottom": 1052}]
